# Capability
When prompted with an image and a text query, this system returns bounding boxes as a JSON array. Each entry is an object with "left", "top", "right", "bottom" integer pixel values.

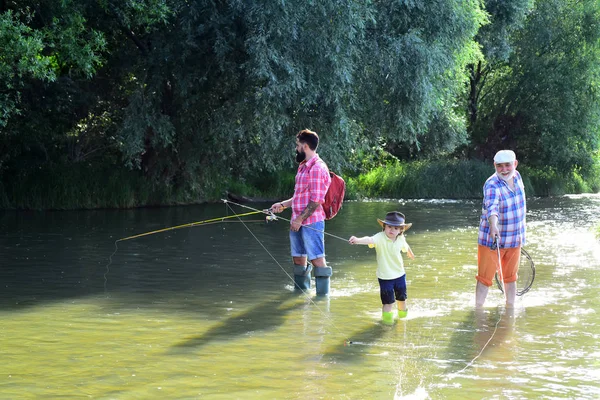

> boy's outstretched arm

[
  {"left": 406, "top": 244, "right": 415, "bottom": 259},
  {"left": 349, "top": 236, "right": 374, "bottom": 245}
]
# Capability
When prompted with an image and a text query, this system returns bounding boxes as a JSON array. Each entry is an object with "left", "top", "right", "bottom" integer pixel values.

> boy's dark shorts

[{"left": 378, "top": 275, "right": 407, "bottom": 305}]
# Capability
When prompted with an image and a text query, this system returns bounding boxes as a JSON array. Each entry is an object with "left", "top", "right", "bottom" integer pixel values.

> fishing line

[
  {"left": 103, "top": 210, "right": 267, "bottom": 293},
  {"left": 445, "top": 236, "right": 507, "bottom": 379},
  {"left": 445, "top": 312, "right": 504, "bottom": 379},
  {"left": 223, "top": 201, "right": 353, "bottom": 345},
  {"left": 222, "top": 199, "right": 350, "bottom": 243}
]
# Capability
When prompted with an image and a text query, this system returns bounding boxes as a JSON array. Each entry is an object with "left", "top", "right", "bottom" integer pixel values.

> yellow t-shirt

[{"left": 370, "top": 231, "right": 409, "bottom": 280}]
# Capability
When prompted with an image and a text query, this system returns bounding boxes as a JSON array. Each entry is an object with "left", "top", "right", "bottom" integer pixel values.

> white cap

[{"left": 493, "top": 150, "right": 516, "bottom": 163}]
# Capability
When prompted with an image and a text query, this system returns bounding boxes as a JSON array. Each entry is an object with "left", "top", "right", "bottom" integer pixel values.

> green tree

[
  {"left": 0, "top": 0, "right": 170, "bottom": 173},
  {"left": 1, "top": 0, "right": 488, "bottom": 202},
  {"left": 466, "top": 0, "right": 533, "bottom": 142},
  {"left": 475, "top": 0, "right": 600, "bottom": 173},
  {"left": 118, "top": 0, "right": 486, "bottom": 183},
  {"left": 0, "top": 2, "right": 106, "bottom": 125},
  {"left": 0, "top": 0, "right": 108, "bottom": 174}
]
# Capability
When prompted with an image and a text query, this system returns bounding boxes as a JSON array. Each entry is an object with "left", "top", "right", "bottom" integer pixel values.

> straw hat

[{"left": 377, "top": 211, "right": 412, "bottom": 231}]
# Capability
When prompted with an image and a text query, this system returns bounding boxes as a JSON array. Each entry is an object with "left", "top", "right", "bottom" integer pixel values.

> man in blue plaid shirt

[{"left": 476, "top": 150, "right": 527, "bottom": 307}]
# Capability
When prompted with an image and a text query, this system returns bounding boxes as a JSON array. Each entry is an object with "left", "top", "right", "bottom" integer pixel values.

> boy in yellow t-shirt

[{"left": 349, "top": 211, "right": 415, "bottom": 324}]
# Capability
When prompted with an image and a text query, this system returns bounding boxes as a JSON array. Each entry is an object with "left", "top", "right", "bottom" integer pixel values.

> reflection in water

[
  {"left": 455, "top": 307, "right": 517, "bottom": 374},
  {"left": 1, "top": 196, "right": 600, "bottom": 398},
  {"left": 473, "top": 307, "right": 516, "bottom": 361}
]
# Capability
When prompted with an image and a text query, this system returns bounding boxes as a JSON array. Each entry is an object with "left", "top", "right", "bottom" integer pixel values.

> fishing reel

[{"left": 265, "top": 209, "right": 278, "bottom": 223}]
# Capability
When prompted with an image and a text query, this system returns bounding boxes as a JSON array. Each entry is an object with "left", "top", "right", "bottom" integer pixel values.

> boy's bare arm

[
  {"left": 406, "top": 244, "right": 415, "bottom": 259},
  {"left": 349, "top": 236, "right": 374, "bottom": 245}
]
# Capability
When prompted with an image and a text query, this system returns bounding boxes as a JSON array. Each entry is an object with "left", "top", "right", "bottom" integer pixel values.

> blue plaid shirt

[{"left": 478, "top": 170, "right": 526, "bottom": 248}]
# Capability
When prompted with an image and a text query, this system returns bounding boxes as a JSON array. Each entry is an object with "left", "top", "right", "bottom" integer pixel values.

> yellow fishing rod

[
  {"left": 117, "top": 210, "right": 267, "bottom": 242},
  {"left": 105, "top": 207, "right": 272, "bottom": 292}
]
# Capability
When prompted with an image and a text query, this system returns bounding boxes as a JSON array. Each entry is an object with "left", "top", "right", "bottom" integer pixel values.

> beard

[
  {"left": 497, "top": 171, "right": 515, "bottom": 181},
  {"left": 295, "top": 150, "right": 306, "bottom": 163}
]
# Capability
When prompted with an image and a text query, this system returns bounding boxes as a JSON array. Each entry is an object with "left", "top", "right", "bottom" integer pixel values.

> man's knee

[
  {"left": 292, "top": 256, "right": 306, "bottom": 265},
  {"left": 475, "top": 275, "right": 493, "bottom": 287},
  {"left": 310, "top": 257, "right": 326, "bottom": 267}
]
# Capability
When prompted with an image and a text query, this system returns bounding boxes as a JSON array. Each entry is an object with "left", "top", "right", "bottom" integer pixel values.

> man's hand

[
  {"left": 488, "top": 215, "right": 499, "bottom": 240},
  {"left": 270, "top": 202, "right": 285, "bottom": 214},
  {"left": 291, "top": 216, "right": 303, "bottom": 231},
  {"left": 489, "top": 224, "right": 499, "bottom": 240}
]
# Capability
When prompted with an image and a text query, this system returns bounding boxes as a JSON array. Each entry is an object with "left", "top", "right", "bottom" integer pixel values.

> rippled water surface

[{"left": 1, "top": 195, "right": 600, "bottom": 399}]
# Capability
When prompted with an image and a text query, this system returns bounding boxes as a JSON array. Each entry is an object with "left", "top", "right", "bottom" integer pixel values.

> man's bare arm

[{"left": 299, "top": 201, "right": 320, "bottom": 221}]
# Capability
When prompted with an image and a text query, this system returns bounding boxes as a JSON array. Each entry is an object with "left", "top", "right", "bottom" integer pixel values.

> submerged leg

[
  {"left": 475, "top": 281, "right": 489, "bottom": 308},
  {"left": 396, "top": 300, "right": 408, "bottom": 318},
  {"left": 504, "top": 281, "right": 517, "bottom": 307}
]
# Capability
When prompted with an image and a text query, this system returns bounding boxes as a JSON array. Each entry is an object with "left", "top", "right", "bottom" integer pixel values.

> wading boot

[
  {"left": 293, "top": 264, "right": 312, "bottom": 291},
  {"left": 382, "top": 311, "right": 394, "bottom": 325},
  {"left": 314, "top": 266, "right": 332, "bottom": 296}
]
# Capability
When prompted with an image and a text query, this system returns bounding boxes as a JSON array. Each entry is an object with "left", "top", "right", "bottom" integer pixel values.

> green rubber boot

[
  {"left": 382, "top": 311, "right": 395, "bottom": 325},
  {"left": 293, "top": 264, "right": 312, "bottom": 291},
  {"left": 314, "top": 266, "right": 332, "bottom": 296},
  {"left": 397, "top": 309, "right": 408, "bottom": 319}
]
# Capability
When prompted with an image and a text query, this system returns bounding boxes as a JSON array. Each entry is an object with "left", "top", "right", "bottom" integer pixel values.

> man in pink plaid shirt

[{"left": 271, "top": 129, "right": 332, "bottom": 295}]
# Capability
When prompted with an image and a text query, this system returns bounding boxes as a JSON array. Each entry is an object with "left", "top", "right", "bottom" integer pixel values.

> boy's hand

[
  {"left": 407, "top": 246, "right": 415, "bottom": 259},
  {"left": 349, "top": 236, "right": 358, "bottom": 244}
]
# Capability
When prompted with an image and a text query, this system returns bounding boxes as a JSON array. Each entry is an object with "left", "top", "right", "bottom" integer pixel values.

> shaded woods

[{"left": 1, "top": 0, "right": 599, "bottom": 209}]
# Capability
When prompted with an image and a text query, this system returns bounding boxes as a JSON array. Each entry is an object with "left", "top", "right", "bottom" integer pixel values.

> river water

[{"left": 1, "top": 195, "right": 599, "bottom": 399}]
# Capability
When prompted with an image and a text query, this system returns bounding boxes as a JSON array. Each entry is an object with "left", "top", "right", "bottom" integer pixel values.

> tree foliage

[
  {"left": 465, "top": 0, "right": 533, "bottom": 134},
  {"left": 0, "top": 0, "right": 599, "bottom": 206},
  {"left": 473, "top": 0, "right": 600, "bottom": 173},
  {"left": 1, "top": 1, "right": 485, "bottom": 174}
]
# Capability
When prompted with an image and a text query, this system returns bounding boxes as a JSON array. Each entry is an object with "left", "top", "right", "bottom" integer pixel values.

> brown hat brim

[{"left": 377, "top": 219, "right": 412, "bottom": 231}]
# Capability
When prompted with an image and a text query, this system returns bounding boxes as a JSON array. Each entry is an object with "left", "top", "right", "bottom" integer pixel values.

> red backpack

[{"left": 323, "top": 171, "right": 345, "bottom": 220}]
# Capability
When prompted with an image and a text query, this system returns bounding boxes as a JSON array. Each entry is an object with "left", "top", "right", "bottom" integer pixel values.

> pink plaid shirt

[{"left": 292, "top": 154, "right": 331, "bottom": 225}]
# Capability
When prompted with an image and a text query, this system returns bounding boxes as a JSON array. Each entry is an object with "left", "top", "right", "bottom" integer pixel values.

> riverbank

[{"left": 1, "top": 159, "right": 598, "bottom": 210}]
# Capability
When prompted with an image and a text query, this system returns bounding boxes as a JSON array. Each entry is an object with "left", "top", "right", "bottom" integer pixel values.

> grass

[
  {"left": 1, "top": 159, "right": 598, "bottom": 209},
  {"left": 347, "top": 159, "right": 600, "bottom": 199}
]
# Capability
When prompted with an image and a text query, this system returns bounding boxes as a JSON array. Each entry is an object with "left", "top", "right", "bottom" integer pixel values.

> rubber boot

[
  {"left": 382, "top": 311, "right": 394, "bottom": 325},
  {"left": 314, "top": 266, "right": 332, "bottom": 296},
  {"left": 397, "top": 309, "right": 408, "bottom": 319},
  {"left": 293, "top": 264, "right": 312, "bottom": 291}
]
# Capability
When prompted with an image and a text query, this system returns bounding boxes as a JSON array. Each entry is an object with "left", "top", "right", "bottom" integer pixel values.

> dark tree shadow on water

[
  {"left": 0, "top": 205, "right": 295, "bottom": 312},
  {"left": 168, "top": 293, "right": 307, "bottom": 353}
]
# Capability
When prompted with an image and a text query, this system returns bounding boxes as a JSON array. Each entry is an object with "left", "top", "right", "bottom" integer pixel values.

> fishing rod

[
  {"left": 222, "top": 199, "right": 349, "bottom": 243},
  {"left": 104, "top": 208, "right": 270, "bottom": 292},
  {"left": 117, "top": 210, "right": 267, "bottom": 242},
  {"left": 491, "top": 235, "right": 507, "bottom": 303}
]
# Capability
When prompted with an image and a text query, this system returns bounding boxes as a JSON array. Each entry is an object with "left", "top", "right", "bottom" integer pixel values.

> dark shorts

[{"left": 378, "top": 275, "right": 407, "bottom": 305}]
